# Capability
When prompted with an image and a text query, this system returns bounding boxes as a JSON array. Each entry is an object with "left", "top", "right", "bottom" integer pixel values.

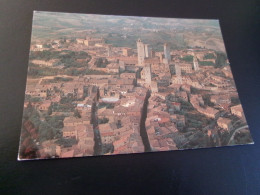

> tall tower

[
  {"left": 107, "top": 45, "right": 112, "bottom": 57},
  {"left": 137, "top": 39, "right": 145, "bottom": 66},
  {"left": 144, "top": 44, "right": 151, "bottom": 58},
  {"left": 164, "top": 43, "right": 171, "bottom": 63},
  {"left": 193, "top": 54, "right": 199, "bottom": 71}
]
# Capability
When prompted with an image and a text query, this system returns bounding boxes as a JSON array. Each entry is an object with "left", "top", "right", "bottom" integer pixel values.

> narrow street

[
  {"left": 91, "top": 99, "right": 103, "bottom": 155},
  {"left": 139, "top": 90, "right": 151, "bottom": 152}
]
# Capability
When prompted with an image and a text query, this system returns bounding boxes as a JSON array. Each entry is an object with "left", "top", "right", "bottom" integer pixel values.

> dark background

[{"left": 0, "top": 0, "right": 259, "bottom": 194}]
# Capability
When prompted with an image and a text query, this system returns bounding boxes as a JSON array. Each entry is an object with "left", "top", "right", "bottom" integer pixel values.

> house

[
  {"left": 60, "top": 148, "right": 74, "bottom": 158},
  {"left": 63, "top": 116, "right": 90, "bottom": 127},
  {"left": 217, "top": 117, "right": 233, "bottom": 131},
  {"left": 199, "top": 106, "right": 220, "bottom": 119},
  {"left": 76, "top": 39, "right": 85, "bottom": 44},
  {"left": 120, "top": 73, "right": 136, "bottom": 79},
  {"left": 113, "top": 106, "right": 128, "bottom": 116},
  {"left": 62, "top": 126, "right": 77, "bottom": 138},
  {"left": 231, "top": 104, "right": 244, "bottom": 118},
  {"left": 211, "top": 95, "right": 231, "bottom": 105}
]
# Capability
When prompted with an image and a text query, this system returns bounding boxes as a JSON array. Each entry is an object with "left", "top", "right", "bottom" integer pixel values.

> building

[
  {"left": 151, "top": 81, "right": 158, "bottom": 93},
  {"left": 63, "top": 126, "right": 77, "bottom": 138},
  {"left": 122, "top": 47, "right": 133, "bottom": 57},
  {"left": 141, "top": 65, "right": 152, "bottom": 86},
  {"left": 210, "top": 95, "right": 231, "bottom": 105},
  {"left": 35, "top": 44, "right": 43, "bottom": 48},
  {"left": 144, "top": 44, "right": 151, "bottom": 58},
  {"left": 175, "top": 63, "right": 182, "bottom": 84},
  {"left": 137, "top": 39, "right": 145, "bottom": 66},
  {"left": 231, "top": 104, "right": 244, "bottom": 118},
  {"left": 180, "top": 63, "right": 193, "bottom": 74},
  {"left": 84, "top": 37, "right": 104, "bottom": 46},
  {"left": 107, "top": 45, "right": 112, "bottom": 57},
  {"left": 217, "top": 117, "right": 233, "bottom": 131},
  {"left": 76, "top": 39, "right": 85, "bottom": 44},
  {"left": 193, "top": 54, "right": 199, "bottom": 71},
  {"left": 120, "top": 73, "right": 136, "bottom": 79}
]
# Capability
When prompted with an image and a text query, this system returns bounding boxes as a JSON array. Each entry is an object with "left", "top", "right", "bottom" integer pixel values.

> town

[{"left": 19, "top": 32, "right": 251, "bottom": 159}]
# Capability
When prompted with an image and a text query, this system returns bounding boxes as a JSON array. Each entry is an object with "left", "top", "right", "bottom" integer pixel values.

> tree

[
  {"left": 179, "top": 55, "right": 193, "bottom": 62},
  {"left": 47, "top": 105, "right": 53, "bottom": 115},
  {"left": 98, "top": 118, "right": 109, "bottom": 124},
  {"left": 215, "top": 52, "right": 227, "bottom": 68},
  {"left": 204, "top": 53, "right": 216, "bottom": 59},
  {"left": 116, "top": 120, "right": 122, "bottom": 128},
  {"left": 95, "top": 58, "right": 109, "bottom": 68},
  {"left": 38, "top": 122, "right": 55, "bottom": 142},
  {"left": 74, "top": 109, "right": 81, "bottom": 118},
  {"left": 198, "top": 60, "right": 215, "bottom": 66}
]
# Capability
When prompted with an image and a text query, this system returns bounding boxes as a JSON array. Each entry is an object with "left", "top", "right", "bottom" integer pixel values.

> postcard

[{"left": 18, "top": 11, "right": 253, "bottom": 160}]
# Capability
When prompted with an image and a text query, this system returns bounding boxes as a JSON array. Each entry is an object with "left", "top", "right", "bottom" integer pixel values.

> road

[
  {"left": 227, "top": 125, "right": 249, "bottom": 145},
  {"left": 37, "top": 75, "right": 74, "bottom": 84}
]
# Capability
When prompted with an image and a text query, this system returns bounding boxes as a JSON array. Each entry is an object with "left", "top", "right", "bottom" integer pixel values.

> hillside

[{"left": 31, "top": 11, "right": 225, "bottom": 52}]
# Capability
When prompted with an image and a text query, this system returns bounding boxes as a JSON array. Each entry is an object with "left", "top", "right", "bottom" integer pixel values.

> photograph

[{"left": 18, "top": 11, "right": 253, "bottom": 160}]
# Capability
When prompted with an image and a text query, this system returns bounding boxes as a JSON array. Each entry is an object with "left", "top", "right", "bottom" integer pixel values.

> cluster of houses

[
  {"left": 146, "top": 94, "right": 179, "bottom": 151},
  {"left": 97, "top": 87, "right": 148, "bottom": 154},
  {"left": 190, "top": 94, "right": 220, "bottom": 119},
  {"left": 22, "top": 36, "right": 248, "bottom": 158}
]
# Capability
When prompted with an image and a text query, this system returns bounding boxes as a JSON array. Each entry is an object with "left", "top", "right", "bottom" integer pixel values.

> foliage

[
  {"left": 169, "top": 65, "right": 175, "bottom": 75},
  {"left": 47, "top": 104, "right": 53, "bottom": 115},
  {"left": 179, "top": 100, "right": 194, "bottom": 111},
  {"left": 55, "top": 137, "right": 78, "bottom": 148},
  {"left": 30, "top": 97, "right": 42, "bottom": 102},
  {"left": 45, "top": 115, "right": 65, "bottom": 129},
  {"left": 233, "top": 130, "right": 253, "bottom": 145},
  {"left": 74, "top": 109, "right": 81, "bottom": 118},
  {"left": 52, "top": 102, "right": 75, "bottom": 112},
  {"left": 65, "top": 68, "right": 83, "bottom": 76},
  {"left": 84, "top": 68, "right": 109, "bottom": 75},
  {"left": 94, "top": 58, "right": 109, "bottom": 68},
  {"left": 23, "top": 104, "right": 41, "bottom": 129},
  {"left": 102, "top": 143, "right": 114, "bottom": 154},
  {"left": 45, "top": 77, "right": 73, "bottom": 83},
  {"left": 23, "top": 103, "right": 65, "bottom": 143},
  {"left": 98, "top": 117, "right": 109, "bottom": 124},
  {"left": 28, "top": 66, "right": 60, "bottom": 77},
  {"left": 231, "top": 97, "right": 240, "bottom": 106},
  {"left": 198, "top": 60, "right": 215, "bottom": 66},
  {"left": 43, "top": 43, "right": 52, "bottom": 48},
  {"left": 60, "top": 96, "right": 74, "bottom": 104},
  {"left": 203, "top": 53, "right": 216, "bottom": 59},
  {"left": 29, "top": 50, "right": 60, "bottom": 61},
  {"left": 98, "top": 102, "right": 114, "bottom": 109},
  {"left": 202, "top": 94, "right": 215, "bottom": 107},
  {"left": 191, "top": 87, "right": 200, "bottom": 94},
  {"left": 38, "top": 122, "right": 55, "bottom": 142},
  {"left": 215, "top": 52, "right": 228, "bottom": 68},
  {"left": 30, "top": 50, "right": 89, "bottom": 61},
  {"left": 29, "top": 50, "right": 90, "bottom": 69},
  {"left": 179, "top": 55, "right": 193, "bottom": 62}
]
